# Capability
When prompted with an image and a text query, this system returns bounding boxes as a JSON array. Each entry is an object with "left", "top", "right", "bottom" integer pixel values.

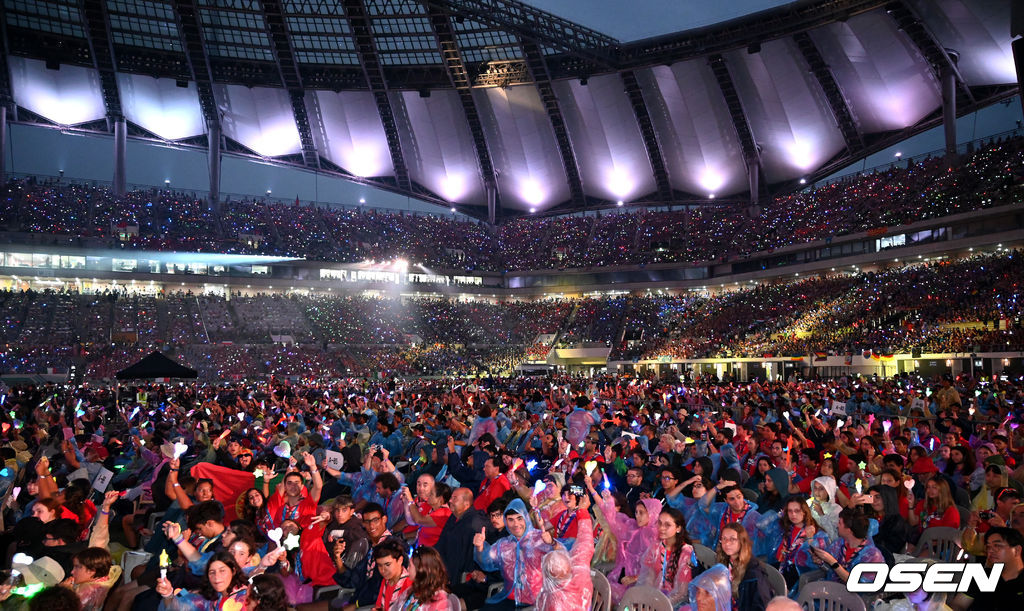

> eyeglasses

[{"left": 362, "top": 515, "right": 383, "bottom": 524}]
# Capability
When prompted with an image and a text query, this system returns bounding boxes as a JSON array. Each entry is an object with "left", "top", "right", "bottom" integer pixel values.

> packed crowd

[
  {"left": 2, "top": 135, "right": 1021, "bottom": 271},
  {"left": 0, "top": 370, "right": 1021, "bottom": 611},
  {"left": 2, "top": 249, "right": 1024, "bottom": 380}
]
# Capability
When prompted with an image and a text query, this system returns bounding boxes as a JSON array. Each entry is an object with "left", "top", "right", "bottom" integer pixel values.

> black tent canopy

[{"left": 115, "top": 351, "right": 198, "bottom": 380}]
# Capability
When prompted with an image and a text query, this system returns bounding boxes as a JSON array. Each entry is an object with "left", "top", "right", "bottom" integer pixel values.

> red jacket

[{"left": 473, "top": 473, "right": 511, "bottom": 512}]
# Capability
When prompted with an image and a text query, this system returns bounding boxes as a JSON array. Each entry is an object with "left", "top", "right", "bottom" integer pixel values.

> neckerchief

[
  {"left": 365, "top": 529, "right": 393, "bottom": 579},
  {"left": 720, "top": 504, "right": 748, "bottom": 533},
  {"left": 776, "top": 525, "right": 805, "bottom": 565},
  {"left": 375, "top": 571, "right": 409, "bottom": 611},
  {"left": 556, "top": 510, "right": 577, "bottom": 538},
  {"left": 281, "top": 495, "right": 304, "bottom": 524},
  {"left": 660, "top": 543, "right": 681, "bottom": 587},
  {"left": 841, "top": 539, "right": 867, "bottom": 566}
]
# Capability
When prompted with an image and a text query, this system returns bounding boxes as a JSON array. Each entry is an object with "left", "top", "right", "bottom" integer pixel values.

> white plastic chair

[
  {"left": 797, "top": 580, "right": 867, "bottom": 611},
  {"left": 916, "top": 526, "right": 966, "bottom": 561},
  {"left": 591, "top": 568, "right": 612, "bottom": 611},
  {"left": 761, "top": 562, "right": 788, "bottom": 598},
  {"left": 119, "top": 550, "right": 152, "bottom": 585},
  {"left": 618, "top": 585, "right": 673, "bottom": 611},
  {"left": 692, "top": 543, "right": 717, "bottom": 570}
]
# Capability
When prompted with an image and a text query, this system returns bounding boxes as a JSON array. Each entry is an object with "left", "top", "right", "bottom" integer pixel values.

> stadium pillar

[
  {"left": 208, "top": 124, "right": 221, "bottom": 211},
  {"left": 486, "top": 183, "right": 496, "bottom": 226},
  {"left": 941, "top": 52, "right": 959, "bottom": 166},
  {"left": 0, "top": 106, "right": 6, "bottom": 184},
  {"left": 746, "top": 159, "right": 759, "bottom": 204},
  {"left": 113, "top": 118, "right": 127, "bottom": 197}
]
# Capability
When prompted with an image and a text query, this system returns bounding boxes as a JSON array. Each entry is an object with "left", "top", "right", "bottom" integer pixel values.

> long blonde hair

[
  {"left": 716, "top": 522, "right": 753, "bottom": 598},
  {"left": 924, "top": 477, "right": 954, "bottom": 516}
]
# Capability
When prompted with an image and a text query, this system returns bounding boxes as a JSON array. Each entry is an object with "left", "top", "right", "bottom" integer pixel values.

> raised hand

[
  {"left": 473, "top": 527, "right": 486, "bottom": 551},
  {"left": 163, "top": 521, "right": 182, "bottom": 541},
  {"left": 155, "top": 577, "right": 174, "bottom": 598},
  {"left": 260, "top": 547, "right": 287, "bottom": 568}
]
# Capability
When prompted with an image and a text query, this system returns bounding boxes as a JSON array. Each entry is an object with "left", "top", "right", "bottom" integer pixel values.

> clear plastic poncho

[
  {"left": 686, "top": 563, "right": 733, "bottom": 611},
  {"left": 474, "top": 498, "right": 554, "bottom": 606}
]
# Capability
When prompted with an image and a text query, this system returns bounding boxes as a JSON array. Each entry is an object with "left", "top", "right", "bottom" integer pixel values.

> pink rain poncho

[
  {"left": 595, "top": 496, "right": 663, "bottom": 602},
  {"left": 638, "top": 538, "right": 695, "bottom": 608},
  {"left": 566, "top": 406, "right": 598, "bottom": 447},
  {"left": 535, "top": 511, "right": 595, "bottom": 611},
  {"left": 389, "top": 590, "right": 461, "bottom": 611},
  {"left": 474, "top": 498, "right": 554, "bottom": 606}
]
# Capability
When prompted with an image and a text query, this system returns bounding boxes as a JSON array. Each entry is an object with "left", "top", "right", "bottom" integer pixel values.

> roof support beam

[
  {"left": 426, "top": 5, "right": 499, "bottom": 208},
  {"left": 341, "top": 0, "right": 411, "bottom": 193},
  {"left": 792, "top": 31, "right": 864, "bottom": 151},
  {"left": 521, "top": 40, "right": 586, "bottom": 207},
  {"left": 0, "top": 2, "right": 13, "bottom": 115},
  {"left": 708, "top": 54, "right": 761, "bottom": 202},
  {"left": 621, "top": 70, "right": 672, "bottom": 203},
  {"left": 886, "top": 0, "right": 975, "bottom": 105},
  {"left": 171, "top": 0, "right": 220, "bottom": 133},
  {"left": 260, "top": 0, "right": 319, "bottom": 169},
  {"left": 618, "top": 0, "right": 886, "bottom": 69},
  {"left": 422, "top": 0, "right": 618, "bottom": 70},
  {"left": 79, "top": 0, "right": 122, "bottom": 129}
]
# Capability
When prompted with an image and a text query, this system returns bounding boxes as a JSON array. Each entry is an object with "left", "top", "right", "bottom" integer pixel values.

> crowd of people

[
  {"left": 0, "top": 248, "right": 1021, "bottom": 380},
  {"left": 2, "top": 134, "right": 1021, "bottom": 272},
  {"left": 0, "top": 370, "right": 1020, "bottom": 610}
]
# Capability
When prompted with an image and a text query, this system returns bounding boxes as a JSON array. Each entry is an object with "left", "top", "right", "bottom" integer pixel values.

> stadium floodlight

[
  {"left": 359, "top": 198, "right": 366, "bottom": 204},
  {"left": 895, "top": 152, "right": 902, "bottom": 158},
  {"left": 616, "top": 200, "right": 623, "bottom": 207}
]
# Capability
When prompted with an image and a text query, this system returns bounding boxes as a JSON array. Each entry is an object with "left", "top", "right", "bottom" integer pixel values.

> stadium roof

[{"left": 0, "top": 0, "right": 1018, "bottom": 221}]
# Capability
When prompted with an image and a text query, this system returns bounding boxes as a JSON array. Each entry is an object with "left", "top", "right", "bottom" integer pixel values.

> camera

[
  {"left": 979, "top": 510, "right": 995, "bottom": 521},
  {"left": 569, "top": 485, "right": 585, "bottom": 497}
]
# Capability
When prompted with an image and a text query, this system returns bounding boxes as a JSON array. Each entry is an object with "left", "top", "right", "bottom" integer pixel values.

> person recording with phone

[{"left": 963, "top": 487, "right": 1022, "bottom": 556}]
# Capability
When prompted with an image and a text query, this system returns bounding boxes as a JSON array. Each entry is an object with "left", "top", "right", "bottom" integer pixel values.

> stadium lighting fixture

[
  {"left": 607, "top": 168, "right": 632, "bottom": 198},
  {"left": 529, "top": 207, "right": 536, "bottom": 214},
  {"left": 359, "top": 198, "right": 366, "bottom": 204},
  {"left": 450, "top": 207, "right": 456, "bottom": 213},
  {"left": 164, "top": 179, "right": 170, "bottom": 185},
  {"left": 616, "top": 200, "right": 623, "bottom": 207},
  {"left": 266, "top": 190, "right": 272, "bottom": 195},
  {"left": 894, "top": 152, "right": 902, "bottom": 158},
  {"left": 786, "top": 139, "right": 815, "bottom": 170},
  {"left": 799, "top": 178, "right": 806, "bottom": 184},
  {"left": 708, "top": 194, "right": 715, "bottom": 200}
]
